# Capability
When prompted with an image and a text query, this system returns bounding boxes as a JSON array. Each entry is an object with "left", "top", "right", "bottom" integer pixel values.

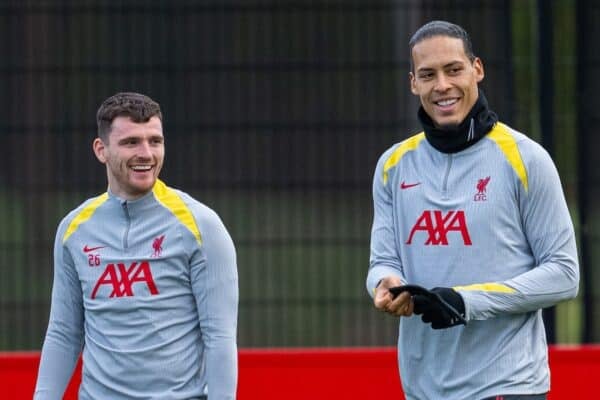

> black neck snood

[{"left": 418, "top": 89, "right": 498, "bottom": 154}]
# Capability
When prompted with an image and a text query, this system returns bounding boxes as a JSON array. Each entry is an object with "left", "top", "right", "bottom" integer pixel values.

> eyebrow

[
  {"left": 416, "top": 60, "right": 465, "bottom": 74},
  {"left": 117, "top": 134, "right": 163, "bottom": 144},
  {"left": 444, "top": 61, "right": 465, "bottom": 69}
]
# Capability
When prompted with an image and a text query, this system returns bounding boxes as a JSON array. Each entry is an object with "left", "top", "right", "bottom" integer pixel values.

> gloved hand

[{"left": 413, "top": 287, "right": 466, "bottom": 329}]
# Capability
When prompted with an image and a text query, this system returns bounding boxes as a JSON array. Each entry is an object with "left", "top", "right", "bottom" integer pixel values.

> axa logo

[
  {"left": 406, "top": 210, "right": 472, "bottom": 245},
  {"left": 474, "top": 176, "right": 491, "bottom": 201},
  {"left": 91, "top": 261, "right": 159, "bottom": 299}
]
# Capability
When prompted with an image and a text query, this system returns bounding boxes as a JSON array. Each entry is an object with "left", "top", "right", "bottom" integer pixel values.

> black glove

[
  {"left": 388, "top": 284, "right": 466, "bottom": 329},
  {"left": 412, "top": 287, "right": 466, "bottom": 329}
]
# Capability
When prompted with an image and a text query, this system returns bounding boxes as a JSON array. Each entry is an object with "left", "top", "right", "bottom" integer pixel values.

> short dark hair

[
  {"left": 409, "top": 21, "right": 476, "bottom": 70},
  {"left": 96, "top": 92, "right": 163, "bottom": 141}
]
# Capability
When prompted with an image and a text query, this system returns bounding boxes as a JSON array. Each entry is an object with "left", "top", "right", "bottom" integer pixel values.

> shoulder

[
  {"left": 487, "top": 122, "right": 550, "bottom": 161},
  {"left": 379, "top": 131, "right": 426, "bottom": 165},
  {"left": 377, "top": 131, "right": 426, "bottom": 184},
  {"left": 169, "top": 187, "right": 221, "bottom": 224},
  {"left": 485, "top": 122, "right": 557, "bottom": 192},
  {"left": 60, "top": 192, "right": 109, "bottom": 244},
  {"left": 152, "top": 180, "right": 224, "bottom": 245}
]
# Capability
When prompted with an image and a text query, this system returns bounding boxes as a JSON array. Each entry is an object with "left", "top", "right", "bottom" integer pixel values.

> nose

[
  {"left": 434, "top": 73, "right": 452, "bottom": 92},
  {"left": 137, "top": 140, "right": 153, "bottom": 158}
]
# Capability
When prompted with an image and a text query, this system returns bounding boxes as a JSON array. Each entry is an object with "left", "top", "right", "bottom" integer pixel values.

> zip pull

[{"left": 467, "top": 118, "right": 475, "bottom": 141}]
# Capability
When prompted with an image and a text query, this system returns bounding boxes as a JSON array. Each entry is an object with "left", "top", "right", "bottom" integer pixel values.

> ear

[
  {"left": 93, "top": 138, "right": 107, "bottom": 164},
  {"left": 409, "top": 71, "right": 418, "bottom": 95},
  {"left": 473, "top": 57, "right": 484, "bottom": 83}
]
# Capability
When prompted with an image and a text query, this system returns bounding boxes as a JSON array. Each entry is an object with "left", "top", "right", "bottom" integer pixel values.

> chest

[
  {"left": 390, "top": 149, "right": 522, "bottom": 247},
  {"left": 71, "top": 218, "right": 191, "bottom": 301}
]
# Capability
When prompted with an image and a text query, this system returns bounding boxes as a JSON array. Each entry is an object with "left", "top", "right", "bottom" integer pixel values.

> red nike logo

[
  {"left": 400, "top": 181, "right": 421, "bottom": 189},
  {"left": 83, "top": 245, "right": 106, "bottom": 253}
]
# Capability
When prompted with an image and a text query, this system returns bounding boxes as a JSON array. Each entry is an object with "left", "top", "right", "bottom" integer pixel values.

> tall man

[
  {"left": 35, "top": 92, "right": 238, "bottom": 399},
  {"left": 367, "top": 21, "right": 579, "bottom": 400}
]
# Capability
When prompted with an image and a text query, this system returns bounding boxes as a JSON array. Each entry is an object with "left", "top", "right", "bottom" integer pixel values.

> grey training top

[
  {"left": 367, "top": 122, "right": 579, "bottom": 400},
  {"left": 35, "top": 179, "right": 238, "bottom": 399}
]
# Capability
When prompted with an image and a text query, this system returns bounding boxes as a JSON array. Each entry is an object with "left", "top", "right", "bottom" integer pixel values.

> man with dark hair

[
  {"left": 367, "top": 21, "right": 578, "bottom": 399},
  {"left": 35, "top": 92, "right": 239, "bottom": 399},
  {"left": 96, "top": 92, "right": 163, "bottom": 141}
]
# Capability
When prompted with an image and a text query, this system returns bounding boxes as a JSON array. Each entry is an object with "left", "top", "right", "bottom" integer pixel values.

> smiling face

[
  {"left": 93, "top": 115, "right": 164, "bottom": 200},
  {"left": 410, "top": 35, "right": 484, "bottom": 128}
]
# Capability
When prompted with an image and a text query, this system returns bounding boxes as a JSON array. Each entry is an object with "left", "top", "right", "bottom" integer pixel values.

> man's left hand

[{"left": 413, "top": 287, "right": 466, "bottom": 329}]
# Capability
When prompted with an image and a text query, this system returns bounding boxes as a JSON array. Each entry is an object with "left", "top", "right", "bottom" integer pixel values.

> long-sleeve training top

[
  {"left": 35, "top": 179, "right": 238, "bottom": 400},
  {"left": 367, "top": 122, "right": 579, "bottom": 400}
]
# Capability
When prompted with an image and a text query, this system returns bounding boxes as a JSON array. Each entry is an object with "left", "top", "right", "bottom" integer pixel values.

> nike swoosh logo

[
  {"left": 400, "top": 181, "right": 421, "bottom": 189},
  {"left": 83, "top": 245, "right": 106, "bottom": 253}
]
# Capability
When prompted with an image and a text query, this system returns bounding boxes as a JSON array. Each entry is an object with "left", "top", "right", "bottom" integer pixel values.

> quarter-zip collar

[
  {"left": 418, "top": 88, "right": 498, "bottom": 154},
  {"left": 107, "top": 187, "right": 157, "bottom": 216},
  {"left": 107, "top": 187, "right": 158, "bottom": 251}
]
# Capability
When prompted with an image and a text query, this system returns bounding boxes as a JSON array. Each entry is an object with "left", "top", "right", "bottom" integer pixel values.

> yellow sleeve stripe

[
  {"left": 453, "top": 283, "right": 516, "bottom": 294},
  {"left": 487, "top": 122, "right": 529, "bottom": 192},
  {"left": 153, "top": 179, "right": 202, "bottom": 245},
  {"left": 382, "top": 133, "right": 425, "bottom": 185},
  {"left": 62, "top": 193, "right": 109, "bottom": 243}
]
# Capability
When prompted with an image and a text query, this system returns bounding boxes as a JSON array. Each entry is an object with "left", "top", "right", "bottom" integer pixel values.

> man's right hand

[{"left": 373, "top": 276, "right": 414, "bottom": 317}]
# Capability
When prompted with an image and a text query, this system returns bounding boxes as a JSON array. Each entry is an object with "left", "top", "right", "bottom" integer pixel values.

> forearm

[
  {"left": 459, "top": 256, "right": 578, "bottom": 321},
  {"left": 205, "top": 338, "right": 238, "bottom": 399},
  {"left": 34, "top": 331, "right": 82, "bottom": 399}
]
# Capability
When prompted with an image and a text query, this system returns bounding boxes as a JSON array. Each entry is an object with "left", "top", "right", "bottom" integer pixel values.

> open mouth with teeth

[
  {"left": 435, "top": 98, "right": 458, "bottom": 107},
  {"left": 130, "top": 165, "right": 153, "bottom": 172}
]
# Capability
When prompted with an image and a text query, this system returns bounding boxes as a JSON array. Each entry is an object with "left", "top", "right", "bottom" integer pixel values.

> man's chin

[{"left": 130, "top": 179, "right": 157, "bottom": 194}]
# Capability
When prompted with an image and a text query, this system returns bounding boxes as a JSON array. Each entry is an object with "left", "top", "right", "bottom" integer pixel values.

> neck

[{"left": 418, "top": 89, "right": 498, "bottom": 153}]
